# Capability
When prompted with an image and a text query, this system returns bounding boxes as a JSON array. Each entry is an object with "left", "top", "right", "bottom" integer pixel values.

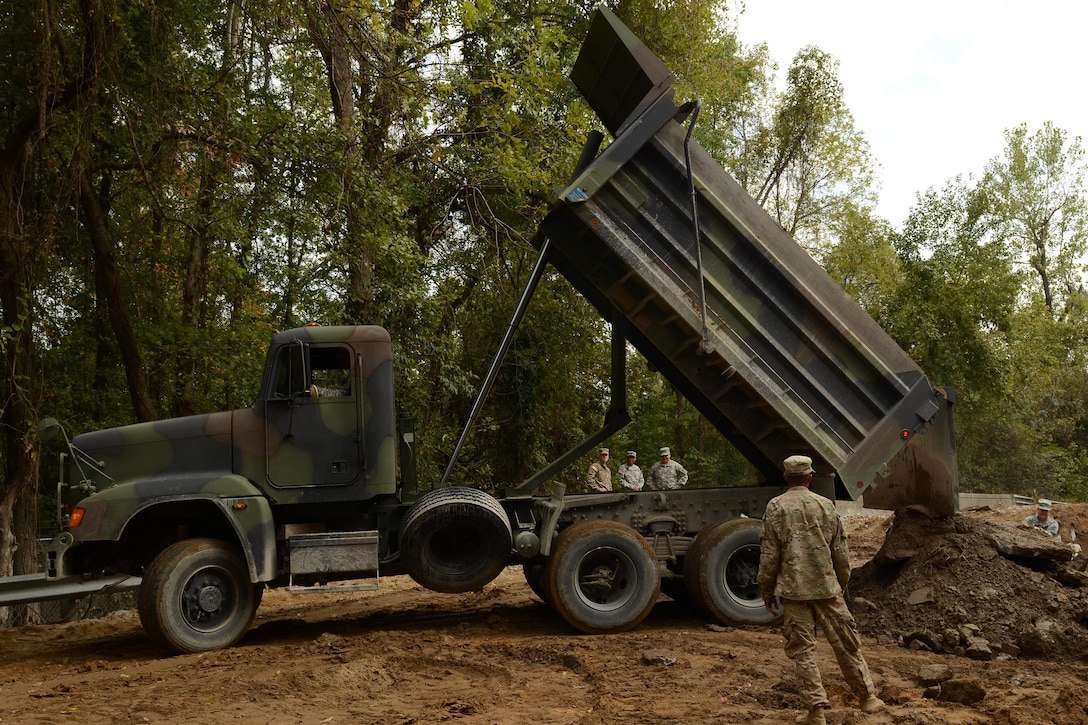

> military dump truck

[{"left": 0, "top": 9, "right": 958, "bottom": 654}]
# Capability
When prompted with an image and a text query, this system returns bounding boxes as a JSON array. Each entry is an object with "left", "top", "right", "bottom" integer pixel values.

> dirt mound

[{"left": 850, "top": 504, "right": 1088, "bottom": 661}]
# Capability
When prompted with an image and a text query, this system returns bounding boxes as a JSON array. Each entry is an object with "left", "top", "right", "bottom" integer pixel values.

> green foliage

[
  {"left": 7, "top": 0, "right": 1088, "bottom": 533},
  {"left": 728, "top": 45, "right": 876, "bottom": 250},
  {"left": 820, "top": 202, "right": 901, "bottom": 316},
  {"left": 878, "top": 166, "right": 1088, "bottom": 500},
  {"left": 982, "top": 122, "right": 1088, "bottom": 315}
]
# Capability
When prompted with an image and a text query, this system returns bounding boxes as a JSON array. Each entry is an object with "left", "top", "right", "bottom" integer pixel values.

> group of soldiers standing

[{"left": 585, "top": 446, "right": 688, "bottom": 492}]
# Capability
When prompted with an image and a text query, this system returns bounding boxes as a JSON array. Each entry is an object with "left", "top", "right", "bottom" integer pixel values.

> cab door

[{"left": 263, "top": 341, "right": 362, "bottom": 489}]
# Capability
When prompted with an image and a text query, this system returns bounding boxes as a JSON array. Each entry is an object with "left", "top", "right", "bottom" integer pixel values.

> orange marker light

[{"left": 67, "top": 507, "right": 86, "bottom": 529}]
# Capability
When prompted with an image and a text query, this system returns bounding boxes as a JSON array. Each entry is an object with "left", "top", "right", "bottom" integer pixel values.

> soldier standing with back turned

[{"left": 757, "top": 455, "right": 884, "bottom": 724}]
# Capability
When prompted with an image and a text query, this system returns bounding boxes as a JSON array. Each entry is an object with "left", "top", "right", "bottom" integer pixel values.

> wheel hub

[{"left": 196, "top": 583, "right": 224, "bottom": 613}]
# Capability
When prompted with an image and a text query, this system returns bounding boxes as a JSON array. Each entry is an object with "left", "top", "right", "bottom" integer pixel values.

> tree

[
  {"left": 734, "top": 46, "right": 876, "bottom": 250},
  {"left": 879, "top": 170, "right": 1088, "bottom": 498},
  {"left": 820, "top": 202, "right": 900, "bottom": 317},
  {"left": 0, "top": 0, "right": 128, "bottom": 588},
  {"left": 983, "top": 123, "right": 1088, "bottom": 315}
]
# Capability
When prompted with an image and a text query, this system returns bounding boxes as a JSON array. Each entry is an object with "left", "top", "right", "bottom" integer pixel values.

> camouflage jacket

[
  {"left": 1023, "top": 514, "right": 1059, "bottom": 537},
  {"left": 757, "top": 486, "right": 850, "bottom": 601},
  {"left": 648, "top": 459, "right": 688, "bottom": 489},
  {"left": 616, "top": 463, "right": 644, "bottom": 490},
  {"left": 587, "top": 462, "right": 612, "bottom": 492}
]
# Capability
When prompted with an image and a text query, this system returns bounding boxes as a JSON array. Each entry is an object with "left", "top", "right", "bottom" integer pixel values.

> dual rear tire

[
  {"left": 544, "top": 520, "right": 660, "bottom": 634},
  {"left": 539, "top": 517, "right": 775, "bottom": 633},
  {"left": 685, "top": 518, "right": 777, "bottom": 625}
]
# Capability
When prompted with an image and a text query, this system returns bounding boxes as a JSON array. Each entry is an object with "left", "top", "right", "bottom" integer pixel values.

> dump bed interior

[{"left": 539, "top": 9, "right": 957, "bottom": 512}]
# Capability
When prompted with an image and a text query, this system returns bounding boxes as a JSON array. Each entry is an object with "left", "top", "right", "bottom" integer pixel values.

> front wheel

[
  {"left": 685, "top": 518, "right": 777, "bottom": 626},
  {"left": 138, "top": 538, "right": 259, "bottom": 654},
  {"left": 544, "top": 520, "right": 659, "bottom": 634}
]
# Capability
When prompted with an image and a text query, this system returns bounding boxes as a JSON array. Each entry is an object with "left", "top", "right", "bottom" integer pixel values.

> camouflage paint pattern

[
  {"left": 758, "top": 484, "right": 878, "bottom": 709},
  {"left": 537, "top": 8, "right": 957, "bottom": 513},
  {"left": 63, "top": 325, "right": 398, "bottom": 580},
  {"left": 757, "top": 486, "right": 849, "bottom": 601}
]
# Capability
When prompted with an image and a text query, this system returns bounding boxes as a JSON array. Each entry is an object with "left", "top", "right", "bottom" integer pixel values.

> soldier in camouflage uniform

[
  {"left": 647, "top": 447, "right": 687, "bottom": 490},
  {"left": 1023, "top": 498, "right": 1059, "bottom": 537},
  {"left": 587, "top": 448, "right": 613, "bottom": 492},
  {"left": 757, "top": 455, "right": 884, "bottom": 725},
  {"left": 617, "top": 451, "right": 644, "bottom": 491}
]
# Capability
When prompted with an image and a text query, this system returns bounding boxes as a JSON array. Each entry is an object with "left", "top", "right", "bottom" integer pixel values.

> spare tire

[{"left": 400, "top": 487, "right": 512, "bottom": 593}]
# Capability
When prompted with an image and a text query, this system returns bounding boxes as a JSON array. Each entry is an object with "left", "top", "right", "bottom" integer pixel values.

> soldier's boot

[
  {"left": 860, "top": 695, "right": 886, "bottom": 714},
  {"left": 794, "top": 706, "right": 827, "bottom": 725}
]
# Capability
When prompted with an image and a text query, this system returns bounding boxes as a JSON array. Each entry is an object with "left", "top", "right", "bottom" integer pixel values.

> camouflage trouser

[{"left": 782, "top": 597, "right": 876, "bottom": 709}]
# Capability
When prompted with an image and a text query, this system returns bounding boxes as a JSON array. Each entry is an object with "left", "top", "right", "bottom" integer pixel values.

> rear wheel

[
  {"left": 400, "top": 487, "right": 512, "bottom": 593},
  {"left": 522, "top": 559, "right": 549, "bottom": 602},
  {"left": 138, "top": 538, "right": 259, "bottom": 654},
  {"left": 685, "top": 518, "right": 777, "bottom": 625},
  {"left": 544, "top": 520, "right": 659, "bottom": 634}
]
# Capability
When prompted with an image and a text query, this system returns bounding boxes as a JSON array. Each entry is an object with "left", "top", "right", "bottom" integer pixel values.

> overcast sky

[{"left": 733, "top": 0, "right": 1087, "bottom": 226}]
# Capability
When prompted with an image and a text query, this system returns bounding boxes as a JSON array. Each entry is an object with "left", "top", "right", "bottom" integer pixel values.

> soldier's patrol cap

[
  {"left": 1037, "top": 498, "right": 1053, "bottom": 510},
  {"left": 659, "top": 446, "right": 671, "bottom": 457},
  {"left": 598, "top": 448, "right": 609, "bottom": 455},
  {"left": 783, "top": 455, "right": 814, "bottom": 475},
  {"left": 626, "top": 450, "right": 637, "bottom": 458}
]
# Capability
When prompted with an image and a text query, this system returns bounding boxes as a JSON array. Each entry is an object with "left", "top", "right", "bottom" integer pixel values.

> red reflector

[{"left": 856, "top": 481, "right": 865, "bottom": 488}]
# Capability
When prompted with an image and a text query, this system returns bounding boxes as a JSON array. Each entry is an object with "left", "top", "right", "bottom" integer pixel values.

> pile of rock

[{"left": 850, "top": 505, "right": 1088, "bottom": 660}]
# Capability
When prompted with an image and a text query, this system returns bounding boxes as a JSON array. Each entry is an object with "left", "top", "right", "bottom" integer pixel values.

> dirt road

[{"left": 2, "top": 505, "right": 1087, "bottom": 724}]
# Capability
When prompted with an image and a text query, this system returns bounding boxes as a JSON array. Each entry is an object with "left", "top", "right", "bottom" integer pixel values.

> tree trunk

[
  {"left": 79, "top": 168, "right": 158, "bottom": 422},
  {"left": 0, "top": 160, "right": 40, "bottom": 580},
  {"left": 304, "top": 0, "right": 423, "bottom": 325},
  {"left": 177, "top": 167, "right": 215, "bottom": 417}
]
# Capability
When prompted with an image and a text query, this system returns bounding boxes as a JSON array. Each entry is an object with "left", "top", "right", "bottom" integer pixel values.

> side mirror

[{"left": 38, "top": 417, "right": 62, "bottom": 442}]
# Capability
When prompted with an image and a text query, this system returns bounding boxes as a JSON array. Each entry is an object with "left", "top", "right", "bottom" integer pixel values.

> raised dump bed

[{"left": 538, "top": 8, "right": 957, "bottom": 512}]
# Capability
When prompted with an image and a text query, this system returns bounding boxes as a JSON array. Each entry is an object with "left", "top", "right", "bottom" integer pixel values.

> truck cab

[{"left": 42, "top": 325, "right": 406, "bottom": 652}]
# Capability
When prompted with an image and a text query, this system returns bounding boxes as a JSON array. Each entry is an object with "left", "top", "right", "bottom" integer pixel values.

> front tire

[
  {"left": 685, "top": 518, "right": 777, "bottom": 625},
  {"left": 544, "top": 520, "right": 659, "bottom": 634},
  {"left": 138, "top": 538, "right": 259, "bottom": 654}
]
